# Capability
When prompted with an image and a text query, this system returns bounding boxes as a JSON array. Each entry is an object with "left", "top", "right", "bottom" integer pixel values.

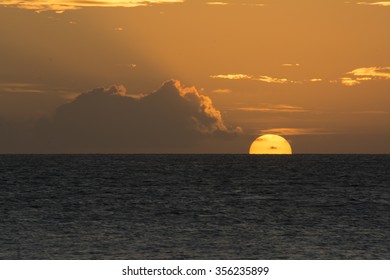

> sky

[{"left": 0, "top": 0, "right": 389, "bottom": 153}]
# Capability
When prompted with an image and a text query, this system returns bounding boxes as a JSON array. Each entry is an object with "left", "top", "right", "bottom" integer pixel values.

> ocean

[{"left": 0, "top": 155, "right": 389, "bottom": 259}]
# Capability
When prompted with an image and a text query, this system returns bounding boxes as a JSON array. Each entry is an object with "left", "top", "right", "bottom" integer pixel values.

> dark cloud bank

[{"left": 0, "top": 80, "right": 245, "bottom": 153}]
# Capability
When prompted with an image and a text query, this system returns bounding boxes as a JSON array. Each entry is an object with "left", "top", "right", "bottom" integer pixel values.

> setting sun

[
  {"left": 0, "top": 0, "right": 389, "bottom": 267},
  {"left": 249, "top": 134, "right": 292, "bottom": 154}
]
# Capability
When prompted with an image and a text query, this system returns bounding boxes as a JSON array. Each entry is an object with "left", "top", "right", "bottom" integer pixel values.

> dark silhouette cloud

[{"left": 1, "top": 80, "right": 243, "bottom": 153}]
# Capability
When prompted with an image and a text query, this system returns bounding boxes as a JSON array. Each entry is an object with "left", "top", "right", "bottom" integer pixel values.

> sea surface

[{"left": 0, "top": 155, "right": 389, "bottom": 259}]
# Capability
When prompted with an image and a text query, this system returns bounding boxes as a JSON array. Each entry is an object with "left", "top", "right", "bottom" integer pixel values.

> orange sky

[{"left": 0, "top": 0, "right": 389, "bottom": 153}]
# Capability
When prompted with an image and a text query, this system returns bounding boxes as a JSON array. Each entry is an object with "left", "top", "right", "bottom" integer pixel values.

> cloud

[
  {"left": 339, "top": 66, "right": 390, "bottom": 86},
  {"left": 206, "top": 1, "right": 264, "bottom": 6},
  {"left": 1, "top": 80, "right": 242, "bottom": 153},
  {"left": 357, "top": 2, "right": 390, "bottom": 6},
  {"left": 254, "top": 76, "right": 289, "bottom": 84},
  {"left": 236, "top": 104, "right": 307, "bottom": 113},
  {"left": 210, "top": 74, "right": 253, "bottom": 80},
  {"left": 210, "top": 74, "right": 293, "bottom": 84},
  {"left": 348, "top": 67, "right": 390, "bottom": 79},
  {"left": 0, "top": 0, "right": 184, "bottom": 13},
  {"left": 0, "top": 83, "right": 45, "bottom": 94},
  {"left": 210, "top": 67, "right": 390, "bottom": 86},
  {"left": 0, "top": 83, "right": 77, "bottom": 100},
  {"left": 241, "top": 3, "right": 264, "bottom": 7},
  {"left": 260, "top": 128, "right": 330, "bottom": 136},
  {"left": 206, "top": 2, "right": 228, "bottom": 5},
  {"left": 340, "top": 77, "right": 361, "bottom": 86},
  {"left": 211, "top": 88, "right": 232, "bottom": 94},
  {"left": 353, "top": 110, "right": 389, "bottom": 115},
  {"left": 282, "top": 63, "right": 300, "bottom": 67}
]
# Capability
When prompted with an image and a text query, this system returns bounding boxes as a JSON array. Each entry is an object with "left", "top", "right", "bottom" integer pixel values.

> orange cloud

[
  {"left": 236, "top": 104, "right": 308, "bottom": 113},
  {"left": 348, "top": 67, "right": 390, "bottom": 79},
  {"left": 211, "top": 89, "right": 232, "bottom": 94},
  {"left": 206, "top": 2, "right": 264, "bottom": 6},
  {"left": 0, "top": 83, "right": 44, "bottom": 94},
  {"left": 210, "top": 74, "right": 253, "bottom": 80},
  {"left": 170, "top": 80, "right": 240, "bottom": 133},
  {"left": 1, "top": 1, "right": 183, "bottom": 12},
  {"left": 0, "top": 83, "right": 77, "bottom": 101},
  {"left": 241, "top": 3, "right": 265, "bottom": 7},
  {"left": 210, "top": 74, "right": 293, "bottom": 84},
  {"left": 357, "top": 2, "right": 390, "bottom": 6},
  {"left": 340, "top": 77, "right": 361, "bottom": 87},
  {"left": 206, "top": 2, "right": 228, "bottom": 5},
  {"left": 260, "top": 128, "right": 329, "bottom": 136},
  {"left": 255, "top": 76, "right": 289, "bottom": 84},
  {"left": 339, "top": 66, "right": 390, "bottom": 86}
]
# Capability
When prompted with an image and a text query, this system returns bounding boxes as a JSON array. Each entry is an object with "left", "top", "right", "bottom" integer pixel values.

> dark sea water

[{"left": 0, "top": 155, "right": 389, "bottom": 259}]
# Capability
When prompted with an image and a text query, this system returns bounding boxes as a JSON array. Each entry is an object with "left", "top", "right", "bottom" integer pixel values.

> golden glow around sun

[{"left": 249, "top": 134, "right": 292, "bottom": 154}]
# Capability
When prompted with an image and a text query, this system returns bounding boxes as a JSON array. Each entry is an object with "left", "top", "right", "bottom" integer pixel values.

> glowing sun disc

[{"left": 249, "top": 134, "right": 292, "bottom": 154}]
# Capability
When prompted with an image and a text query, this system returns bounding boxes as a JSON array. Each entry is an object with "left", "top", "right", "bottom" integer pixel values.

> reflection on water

[{"left": 0, "top": 155, "right": 389, "bottom": 259}]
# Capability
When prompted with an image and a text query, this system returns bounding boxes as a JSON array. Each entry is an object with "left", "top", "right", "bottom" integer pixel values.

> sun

[{"left": 249, "top": 134, "right": 292, "bottom": 154}]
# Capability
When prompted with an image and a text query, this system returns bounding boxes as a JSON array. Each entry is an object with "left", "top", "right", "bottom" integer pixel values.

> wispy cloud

[
  {"left": 340, "top": 66, "right": 390, "bottom": 86},
  {"left": 356, "top": 2, "right": 390, "bottom": 6},
  {"left": 211, "top": 88, "right": 232, "bottom": 94},
  {"left": 242, "top": 3, "right": 265, "bottom": 7},
  {"left": 235, "top": 104, "right": 308, "bottom": 113},
  {"left": 260, "top": 128, "right": 330, "bottom": 136},
  {"left": 340, "top": 77, "right": 362, "bottom": 86},
  {"left": 354, "top": 110, "right": 390, "bottom": 115},
  {"left": 210, "top": 74, "right": 292, "bottom": 84},
  {"left": 0, "top": 83, "right": 45, "bottom": 94},
  {"left": 1, "top": 1, "right": 183, "bottom": 13},
  {"left": 212, "top": 67, "right": 390, "bottom": 86},
  {"left": 206, "top": 2, "right": 228, "bottom": 5},
  {"left": 210, "top": 74, "right": 253, "bottom": 80},
  {"left": 282, "top": 63, "right": 300, "bottom": 67},
  {"left": 348, "top": 67, "right": 390, "bottom": 79},
  {"left": 0, "top": 83, "right": 77, "bottom": 100},
  {"left": 254, "top": 76, "right": 289, "bottom": 84},
  {"left": 206, "top": 2, "right": 264, "bottom": 6}
]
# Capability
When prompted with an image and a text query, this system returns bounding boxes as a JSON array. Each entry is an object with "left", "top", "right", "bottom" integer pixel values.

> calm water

[{"left": 0, "top": 155, "right": 389, "bottom": 259}]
